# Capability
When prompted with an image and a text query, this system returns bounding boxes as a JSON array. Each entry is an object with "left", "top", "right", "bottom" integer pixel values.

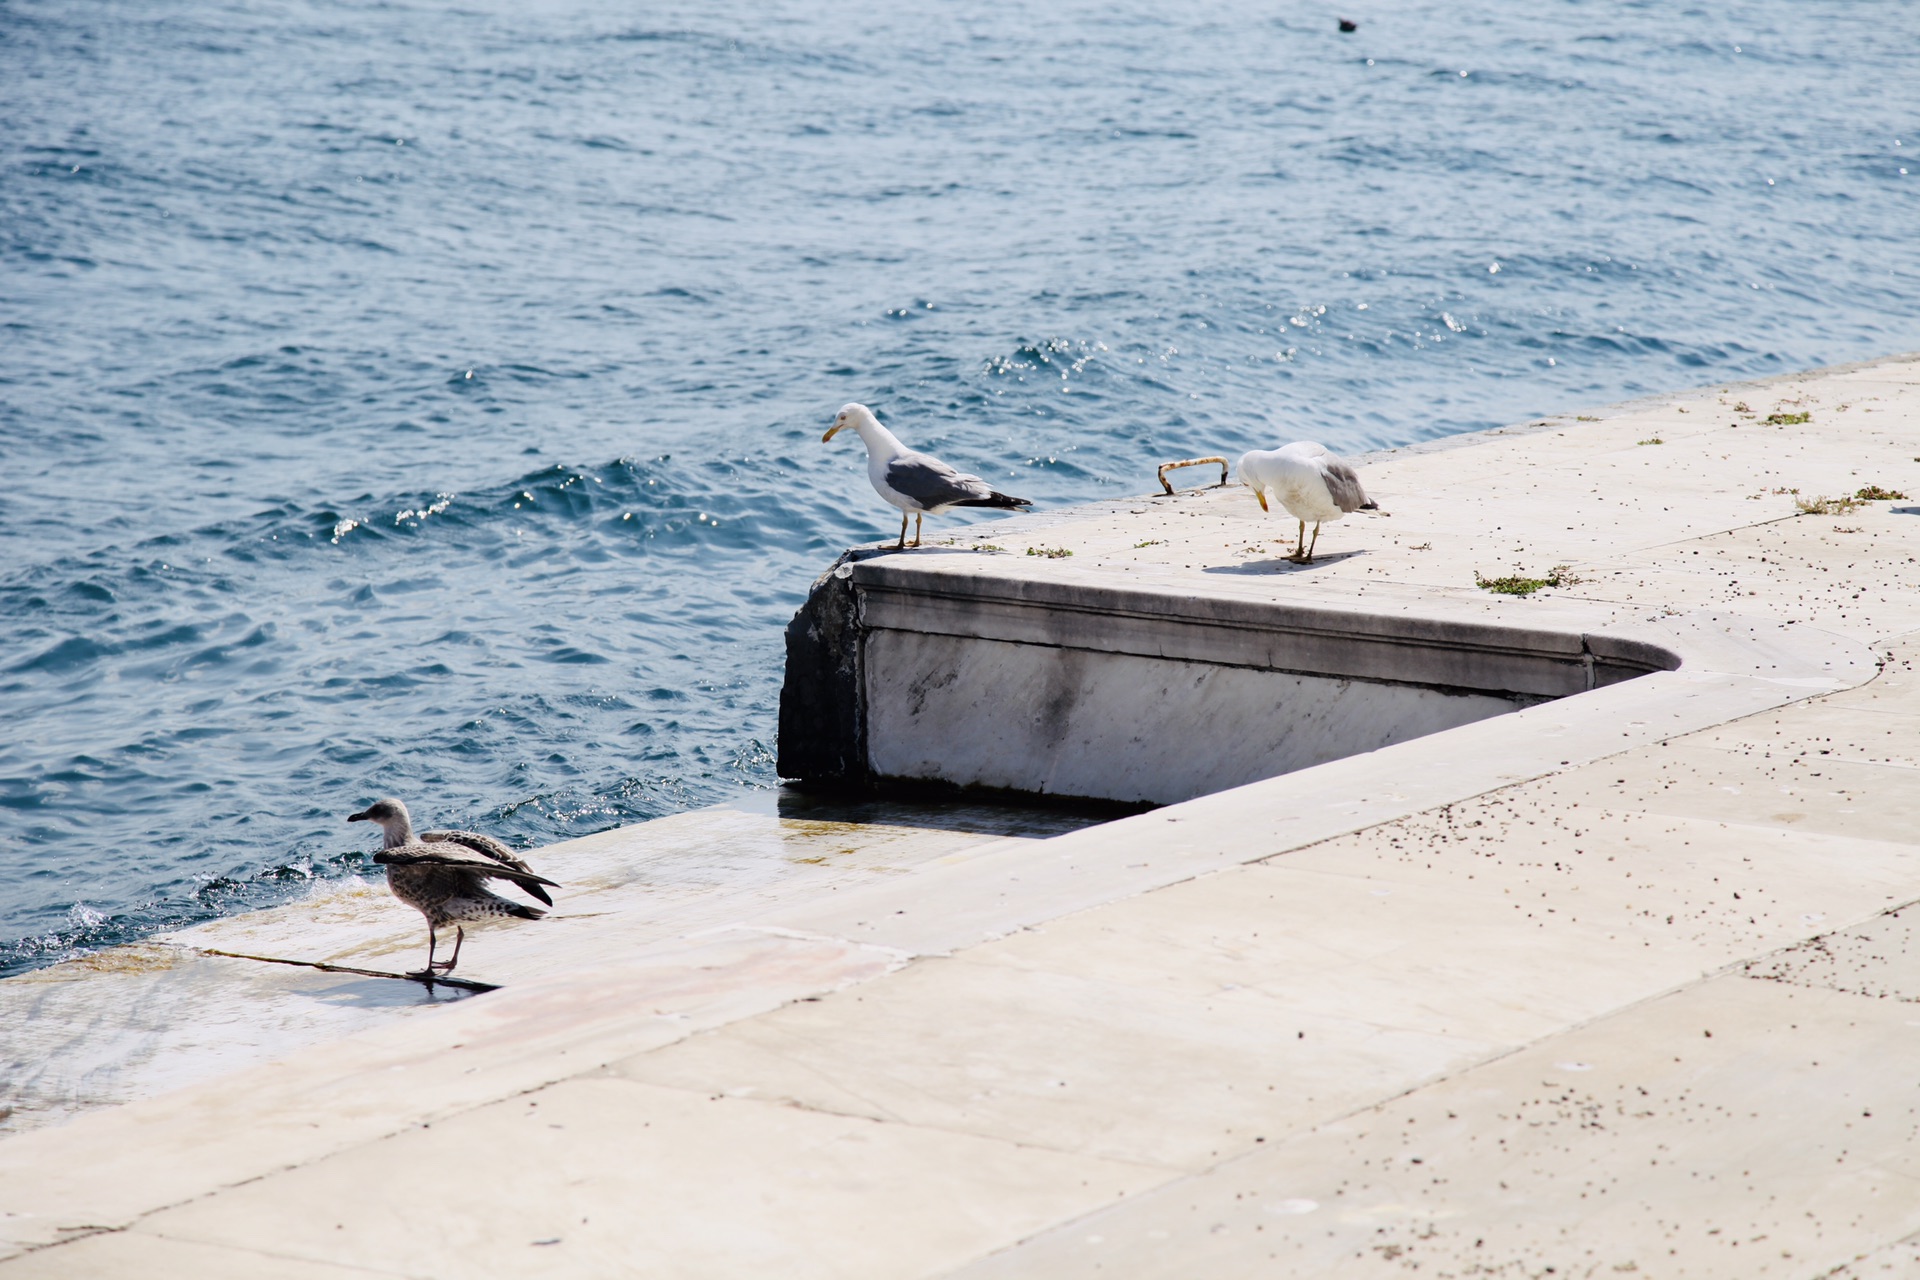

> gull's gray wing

[
  {"left": 1322, "top": 458, "right": 1371, "bottom": 513},
  {"left": 885, "top": 451, "right": 994, "bottom": 509},
  {"left": 422, "top": 829, "right": 555, "bottom": 905}
]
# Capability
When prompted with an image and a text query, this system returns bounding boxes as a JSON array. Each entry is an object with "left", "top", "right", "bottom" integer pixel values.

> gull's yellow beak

[
  {"left": 822, "top": 423, "right": 843, "bottom": 443},
  {"left": 1256, "top": 491, "right": 1269, "bottom": 512}
]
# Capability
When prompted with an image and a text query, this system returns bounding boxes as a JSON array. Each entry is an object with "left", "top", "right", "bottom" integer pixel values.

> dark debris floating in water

[{"left": 3, "top": 0, "right": 1920, "bottom": 974}]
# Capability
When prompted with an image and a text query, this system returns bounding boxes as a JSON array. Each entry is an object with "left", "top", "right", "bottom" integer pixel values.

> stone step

[{"left": 0, "top": 793, "right": 1096, "bottom": 1138}]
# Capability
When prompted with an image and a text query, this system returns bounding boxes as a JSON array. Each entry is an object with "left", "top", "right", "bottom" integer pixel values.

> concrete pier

[{"left": 4, "top": 355, "right": 1920, "bottom": 1277}]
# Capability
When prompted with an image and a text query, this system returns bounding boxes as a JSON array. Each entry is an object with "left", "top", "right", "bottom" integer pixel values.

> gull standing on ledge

[
  {"left": 823, "top": 403, "right": 1031, "bottom": 548},
  {"left": 348, "top": 797, "right": 559, "bottom": 977},
  {"left": 1237, "top": 441, "right": 1379, "bottom": 563}
]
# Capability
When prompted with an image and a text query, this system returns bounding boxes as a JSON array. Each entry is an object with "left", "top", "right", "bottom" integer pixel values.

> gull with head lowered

[
  {"left": 1237, "top": 441, "right": 1379, "bottom": 563},
  {"left": 824, "top": 403, "right": 1031, "bottom": 549}
]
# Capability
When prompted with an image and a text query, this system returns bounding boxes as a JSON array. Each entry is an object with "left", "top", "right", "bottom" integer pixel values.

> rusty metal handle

[{"left": 1156, "top": 455, "right": 1230, "bottom": 495}]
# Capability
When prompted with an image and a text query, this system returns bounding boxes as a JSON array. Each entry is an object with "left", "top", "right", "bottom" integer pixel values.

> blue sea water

[{"left": 2, "top": 0, "right": 1916, "bottom": 975}]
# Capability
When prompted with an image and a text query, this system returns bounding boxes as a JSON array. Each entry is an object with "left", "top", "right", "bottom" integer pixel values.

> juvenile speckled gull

[
  {"left": 1237, "top": 441, "right": 1379, "bottom": 563},
  {"left": 347, "top": 797, "right": 559, "bottom": 977},
  {"left": 823, "top": 403, "right": 1031, "bottom": 549}
]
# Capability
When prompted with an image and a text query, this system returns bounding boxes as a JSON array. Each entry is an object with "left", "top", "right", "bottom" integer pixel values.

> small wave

[
  {"left": 984, "top": 337, "right": 1113, "bottom": 380},
  {"left": 7, "top": 634, "right": 114, "bottom": 675},
  {"left": 0, "top": 847, "right": 378, "bottom": 980}
]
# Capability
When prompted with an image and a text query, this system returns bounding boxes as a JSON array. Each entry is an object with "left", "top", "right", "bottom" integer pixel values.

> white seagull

[
  {"left": 823, "top": 403, "right": 1031, "bottom": 548},
  {"left": 1237, "top": 442, "right": 1379, "bottom": 563}
]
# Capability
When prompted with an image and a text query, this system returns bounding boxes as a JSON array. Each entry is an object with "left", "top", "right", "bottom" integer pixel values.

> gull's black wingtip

[{"left": 956, "top": 491, "right": 1032, "bottom": 510}]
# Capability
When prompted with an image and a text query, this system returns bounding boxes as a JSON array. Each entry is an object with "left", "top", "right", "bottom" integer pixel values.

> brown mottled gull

[{"left": 347, "top": 797, "right": 558, "bottom": 977}]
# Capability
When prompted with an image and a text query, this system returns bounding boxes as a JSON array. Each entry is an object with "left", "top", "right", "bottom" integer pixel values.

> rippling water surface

[{"left": 3, "top": 0, "right": 1917, "bottom": 973}]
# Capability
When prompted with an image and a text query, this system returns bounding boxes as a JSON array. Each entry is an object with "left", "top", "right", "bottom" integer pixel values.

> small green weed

[
  {"left": 1133, "top": 539, "right": 1162, "bottom": 549},
  {"left": 1026, "top": 546, "right": 1073, "bottom": 559},
  {"left": 1766, "top": 411, "right": 1811, "bottom": 425},
  {"left": 1475, "top": 565, "right": 1580, "bottom": 596},
  {"left": 972, "top": 543, "right": 1004, "bottom": 553},
  {"left": 1637, "top": 437, "right": 1664, "bottom": 446},
  {"left": 1854, "top": 485, "right": 1909, "bottom": 502}
]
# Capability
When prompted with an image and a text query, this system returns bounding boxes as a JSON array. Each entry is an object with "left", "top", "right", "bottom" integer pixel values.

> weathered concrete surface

[
  {"left": 790, "top": 537, "right": 1695, "bottom": 801},
  {"left": 864, "top": 629, "right": 1524, "bottom": 803},
  {"left": 3, "top": 355, "right": 1919, "bottom": 1278},
  {"left": 777, "top": 552, "right": 870, "bottom": 784}
]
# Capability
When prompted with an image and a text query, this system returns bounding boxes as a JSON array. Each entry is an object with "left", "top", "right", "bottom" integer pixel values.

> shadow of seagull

[{"left": 1203, "top": 550, "right": 1368, "bottom": 575}]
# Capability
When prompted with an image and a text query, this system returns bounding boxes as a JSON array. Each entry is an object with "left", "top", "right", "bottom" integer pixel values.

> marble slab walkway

[{"left": 3, "top": 356, "right": 1918, "bottom": 1278}]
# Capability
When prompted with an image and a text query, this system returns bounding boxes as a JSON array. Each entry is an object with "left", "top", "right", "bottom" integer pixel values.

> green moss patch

[{"left": 1475, "top": 565, "right": 1579, "bottom": 596}]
